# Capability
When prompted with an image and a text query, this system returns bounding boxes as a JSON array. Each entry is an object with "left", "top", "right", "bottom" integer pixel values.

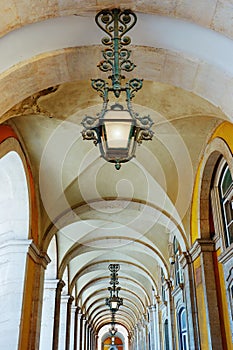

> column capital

[
  {"left": 189, "top": 239, "right": 215, "bottom": 261},
  {"left": 155, "top": 294, "right": 161, "bottom": 304},
  {"left": 71, "top": 304, "right": 77, "bottom": 313},
  {"left": 147, "top": 305, "right": 156, "bottom": 313},
  {"left": 57, "top": 279, "right": 66, "bottom": 291},
  {"left": 44, "top": 278, "right": 60, "bottom": 289},
  {"left": 67, "top": 295, "right": 74, "bottom": 305},
  {"left": 0, "top": 238, "right": 32, "bottom": 254},
  {"left": 60, "top": 294, "right": 71, "bottom": 303},
  {"left": 28, "top": 241, "right": 51, "bottom": 268},
  {"left": 179, "top": 251, "right": 192, "bottom": 268},
  {"left": 164, "top": 278, "right": 173, "bottom": 290}
]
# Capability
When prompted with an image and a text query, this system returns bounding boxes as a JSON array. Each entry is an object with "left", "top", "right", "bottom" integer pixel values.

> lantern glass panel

[
  {"left": 103, "top": 109, "right": 134, "bottom": 149},
  {"left": 110, "top": 301, "right": 118, "bottom": 310}
]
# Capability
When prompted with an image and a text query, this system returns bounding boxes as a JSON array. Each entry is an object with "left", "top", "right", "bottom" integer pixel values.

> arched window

[
  {"left": 178, "top": 307, "right": 188, "bottom": 350},
  {"left": 173, "top": 237, "right": 183, "bottom": 286},
  {"left": 161, "top": 268, "right": 166, "bottom": 302},
  {"left": 219, "top": 164, "right": 233, "bottom": 248}
]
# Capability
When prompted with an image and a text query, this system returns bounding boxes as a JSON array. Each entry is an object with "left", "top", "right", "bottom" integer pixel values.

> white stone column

[
  {"left": 94, "top": 334, "right": 98, "bottom": 350},
  {"left": 136, "top": 325, "right": 140, "bottom": 350},
  {"left": 39, "top": 279, "right": 59, "bottom": 350},
  {"left": 180, "top": 253, "right": 200, "bottom": 350},
  {"left": 148, "top": 306, "right": 157, "bottom": 350},
  {"left": 164, "top": 280, "right": 176, "bottom": 350},
  {"left": 76, "top": 312, "right": 82, "bottom": 350},
  {"left": 81, "top": 317, "right": 87, "bottom": 350},
  {"left": 0, "top": 239, "right": 31, "bottom": 350},
  {"left": 58, "top": 295, "right": 70, "bottom": 350},
  {"left": 65, "top": 296, "right": 74, "bottom": 350},
  {"left": 69, "top": 305, "right": 77, "bottom": 350},
  {"left": 142, "top": 318, "right": 147, "bottom": 350},
  {"left": 190, "top": 239, "right": 223, "bottom": 350},
  {"left": 155, "top": 297, "right": 161, "bottom": 350},
  {"left": 52, "top": 280, "right": 65, "bottom": 350}
]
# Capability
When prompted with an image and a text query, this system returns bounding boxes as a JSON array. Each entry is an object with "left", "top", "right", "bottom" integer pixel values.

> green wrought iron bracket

[
  {"left": 92, "top": 8, "right": 143, "bottom": 101},
  {"left": 81, "top": 8, "right": 154, "bottom": 170}
]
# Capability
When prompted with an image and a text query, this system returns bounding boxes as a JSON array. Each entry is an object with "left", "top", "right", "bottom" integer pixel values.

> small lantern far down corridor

[
  {"left": 81, "top": 8, "right": 154, "bottom": 170},
  {"left": 105, "top": 264, "right": 123, "bottom": 343}
]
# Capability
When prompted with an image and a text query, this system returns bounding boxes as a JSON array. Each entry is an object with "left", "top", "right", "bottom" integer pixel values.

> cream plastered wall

[{"left": 0, "top": 0, "right": 233, "bottom": 39}]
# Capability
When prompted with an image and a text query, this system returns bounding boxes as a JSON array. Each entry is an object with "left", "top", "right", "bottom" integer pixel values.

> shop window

[
  {"left": 219, "top": 164, "right": 233, "bottom": 248},
  {"left": 178, "top": 307, "right": 188, "bottom": 350}
]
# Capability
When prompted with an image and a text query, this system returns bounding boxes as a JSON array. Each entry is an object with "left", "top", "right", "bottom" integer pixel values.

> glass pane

[
  {"left": 181, "top": 310, "right": 187, "bottom": 329},
  {"left": 219, "top": 164, "right": 233, "bottom": 248},
  {"left": 224, "top": 200, "right": 233, "bottom": 223},
  {"left": 221, "top": 167, "right": 232, "bottom": 196},
  {"left": 173, "top": 237, "right": 179, "bottom": 254},
  {"left": 227, "top": 222, "right": 233, "bottom": 245},
  {"left": 105, "top": 121, "right": 132, "bottom": 148},
  {"left": 182, "top": 334, "right": 187, "bottom": 350}
]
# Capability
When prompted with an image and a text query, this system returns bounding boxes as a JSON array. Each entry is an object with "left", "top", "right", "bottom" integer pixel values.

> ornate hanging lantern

[
  {"left": 105, "top": 264, "right": 123, "bottom": 312},
  {"left": 81, "top": 8, "right": 154, "bottom": 170}
]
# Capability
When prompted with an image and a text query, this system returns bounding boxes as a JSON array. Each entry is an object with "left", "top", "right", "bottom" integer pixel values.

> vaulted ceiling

[{"left": 1, "top": 0, "right": 233, "bottom": 335}]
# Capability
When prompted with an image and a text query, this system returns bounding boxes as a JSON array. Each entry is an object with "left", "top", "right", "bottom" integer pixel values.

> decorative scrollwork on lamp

[
  {"left": 81, "top": 8, "right": 154, "bottom": 170},
  {"left": 105, "top": 264, "right": 123, "bottom": 343}
]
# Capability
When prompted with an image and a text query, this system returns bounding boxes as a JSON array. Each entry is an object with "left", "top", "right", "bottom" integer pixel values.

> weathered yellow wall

[
  {"left": 191, "top": 121, "right": 233, "bottom": 244},
  {"left": 193, "top": 257, "right": 209, "bottom": 349},
  {"left": 215, "top": 249, "right": 233, "bottom": 350},
  {"left": 191, "top": 121, "right": 233, "bottom": 349},
  {"left": 18, "top": 255, "right": 36, "bottom": 350}
]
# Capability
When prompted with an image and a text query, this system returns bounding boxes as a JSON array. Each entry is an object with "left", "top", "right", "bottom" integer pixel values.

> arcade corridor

[{"left": 0, "top": 1, "right": 232, "bottom": 349}]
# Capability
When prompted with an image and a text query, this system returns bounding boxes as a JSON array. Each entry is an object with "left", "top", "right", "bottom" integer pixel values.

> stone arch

[
  {"left": 98, "top": 324, "right": 129, "bottom": 350},
  {"left": 0, "top": 134, "right": 31, "bottom": 239},
  {"left": 200, "top": 138, "right": 233, "bottom": 239},
  {"left": 192, "top": 133, "right": 233, "bottom": 241},
  {"left": 0, "top": 133, "right": 32, "bottom": 349}
]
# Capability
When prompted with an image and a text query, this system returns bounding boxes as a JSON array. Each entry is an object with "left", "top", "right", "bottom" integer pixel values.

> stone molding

[
  {"left": 44, "top": 278, "right": 60, "bottom": 289},
  {"left": 57, "top": 279, "right": 66, "bottom": 292},
  {"left": 218, "top": 244, "right": 233, "bottom": 264},
  {"left": 171, "top": 284, "right": 184, "bottom": 298},
  {"left": 179, "top": 252, "right": 192, "bottom": 268},
  {"left": 28, "top": 241, "right": 51, "bottom": 268},
  {"left": 189, "top": 239, "right": 215, "bottom": 261},
  {"left": 0, "top": 238, "right": 32, "bottom": 254}
]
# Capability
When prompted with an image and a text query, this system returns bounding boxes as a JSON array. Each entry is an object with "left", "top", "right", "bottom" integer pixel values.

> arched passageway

[{"left": 0, "top": 1, "right": 232, "bottom": 350}]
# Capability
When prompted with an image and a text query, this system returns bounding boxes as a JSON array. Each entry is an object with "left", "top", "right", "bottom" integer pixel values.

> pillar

[
  {"left": 180, "top": 252, "right": 200, "bottom": 350},
  {"left": 58, "top": 295, "right": 70, "bottom": 350},
  {"left": 39, "top": 279, "right": 59, "bottom": 350},
  {"left": 164, "top": 280, "right": 176, "bottom": 350},
  {"left": 69, "top": 304, "right": 77, "bottom": 350},
  {"left": 80, "top": 316, "right": 86, "bottom": 350},
  {"left": 131, "top": 325, "right": 139, "bottom": 350},
  {"left": 148, "top": 306, "right": 156, "bottom": 350},
  {"left": 155, "top": 297, "right": 162, "bottom": 350},
  {"left": 73, "top": 308, "right": 82, "bottom": 350},
  {"left": 190, "top": 239, "right": 223, "bottom": 350},
  {"left": 0, "top": 239, "right": 50, "bottom": 350},
  {"left": 85, "top": 323, "right": 89, "bottom": 350},
  {"left": 52, "top": 280, "right": 65, "bottom": 350},
  {"left": 0, "top": 239, "right": 32, "bottom": 349},
  {"left": 65, "top": 296, "right": 74, "bottom": 350},
  {"left": 95, "top": 333, "right": 98, "bottom": 350}
]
